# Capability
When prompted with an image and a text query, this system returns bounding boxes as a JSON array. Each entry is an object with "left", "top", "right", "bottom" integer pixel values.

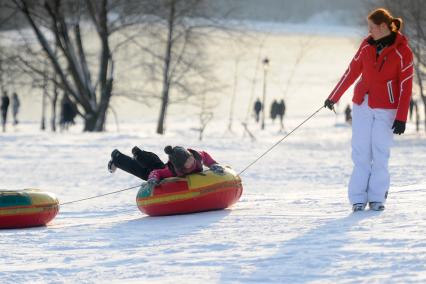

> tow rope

[{"left": 60, "top": 106, "right": 324, "bottom": 206}]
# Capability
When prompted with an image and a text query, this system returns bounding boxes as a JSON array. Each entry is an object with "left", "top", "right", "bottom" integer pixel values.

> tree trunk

[
  {"left": 41, "top": 62, "right": 48, "bottom": 131},
  {"left": 156, "top": 1, "right": 175, "bottom": 135},
  {"left": 422, "top": 96, "right": 426, "bottom": 133},
  {"left": 415, "top": 65, "right": 426, "bottom": 133},
  {"left": 50, "top": 41, "right": 59, "bottom": 132},
  {"left": 415, "top": 103, "right": 420, "bottom": 132},
  {"left": 82, "top": 108, "right": 109, "bottom": 132},
  {"left": 83, "top": 113, "right": 98, "bottom": 132},
  {"left": 50, "top": 87, "right": 58, "bottom": 132},
  {"left": 157, "top": 86, "right": 169, "bottom": 134},
  {"left": 94, "top": 81, "right": 113, "bottom": 131},
  {"left": 0, "top": 57, "right": 4, "bottom": 93},
  {"left": 83, "top": 83, "right": 112, "bottom": 132}
]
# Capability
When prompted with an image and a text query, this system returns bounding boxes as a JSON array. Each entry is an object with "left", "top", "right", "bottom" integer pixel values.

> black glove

[
  {"left": 392, "top": 120, "right": 406, "bottom": 135},
  {"left": 324, "top": 99, "right": 335, "bottom": 110},
  {"left": 210, "top": 164, "right": 225, "bottom": 175}
]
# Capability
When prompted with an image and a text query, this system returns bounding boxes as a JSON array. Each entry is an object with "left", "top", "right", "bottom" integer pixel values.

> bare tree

[
  {"left": 5, "top": 0, "right": 238, "bottom": 133},
  {"left": 227, "top": 57, "right": 240, "bottom": 133},
  {"left": 0, "top": 6, "right": 4, "bottom": 93},
  {"left": 124, "top": 0, "right": 230, "bottom": 135},
  {"left": 50, "top": 43, "right": 60, "bottom": 131},
  {"left": 194, "top": 91, "right": 216, "bottom": 141},
  {"left": 0, "top": 2, "right": 17, "bottom": 95},
  {"left": 280, "top": 36, "right": 314, "bottom": 100},
  {"left": 11, "top": 0, "right": 144, "bottom": 131}
]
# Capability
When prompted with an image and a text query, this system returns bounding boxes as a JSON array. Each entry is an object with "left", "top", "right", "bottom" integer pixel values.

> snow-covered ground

[{"left": 1, "top": 22, "right": 426, "bottom": 283}]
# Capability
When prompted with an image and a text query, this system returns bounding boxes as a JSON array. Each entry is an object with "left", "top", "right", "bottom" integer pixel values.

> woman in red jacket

[{"left": 324, "top": 8, "right": 413, "bottom": 212}]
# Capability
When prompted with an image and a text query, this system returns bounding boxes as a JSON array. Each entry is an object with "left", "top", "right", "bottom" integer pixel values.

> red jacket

[
  {"left": 148, "top": 149, "right": 217, "bottom": 181},
  {"left": 328, "top": 32, "right": 414, "bottom": 122}
]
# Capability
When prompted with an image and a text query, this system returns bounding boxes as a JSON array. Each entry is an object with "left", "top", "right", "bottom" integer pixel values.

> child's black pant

[{"left": 112, "top": 150, "right": 165, "bottom": 180}]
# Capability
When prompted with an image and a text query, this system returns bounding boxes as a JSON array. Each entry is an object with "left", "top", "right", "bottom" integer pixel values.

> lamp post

[{"left": 261, "top": 57, "right": 269, "bottom": 130}]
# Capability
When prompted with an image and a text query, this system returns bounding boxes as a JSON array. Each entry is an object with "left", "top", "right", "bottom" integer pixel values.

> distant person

[
  {"left": 276, "top": 99, "right": 286, "bottom": 130},
  {"left": 12, "top": 92, "right": 20, "bottom": 125},
  {"left": 270, "top": 99, "right": 278, "bottom": 123},
  {"left": 344, "top": 104, "right": 352, "bottom": 124},
  {"left": 254, "top": 98, "right": 262, "bottom": 123},
  {"left": 324, "top": 8, "right": 413, "bottom": 212},
  {"left": 1, "top": 91, "right": 10, "bottom": 132},
  {"left": 60, "top": 95, "right": 77, "bottom": 131}
]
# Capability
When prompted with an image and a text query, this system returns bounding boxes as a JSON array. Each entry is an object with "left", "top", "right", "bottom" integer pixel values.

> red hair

[{"left": 368, "top": 8, "right": 403, "bottom": 32}]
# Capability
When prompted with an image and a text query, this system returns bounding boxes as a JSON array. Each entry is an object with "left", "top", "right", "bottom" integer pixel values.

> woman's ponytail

[{"left": 391, "top": 17, "right": 403, "bottom": 32}]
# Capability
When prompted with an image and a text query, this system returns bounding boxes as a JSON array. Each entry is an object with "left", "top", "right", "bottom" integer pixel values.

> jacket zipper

[
  {"left": 387, "top": 80, "right": 394, "bottom": 103},
  {"left": 378, "top": 56, "right": 387, "bottom": 72}
]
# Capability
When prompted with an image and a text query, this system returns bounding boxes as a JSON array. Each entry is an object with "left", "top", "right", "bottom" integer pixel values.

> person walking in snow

[
  {"left": 270, "top": 99, "right": 278, "bottom": 123},
  {"left": 1, "top": 91, "right": 10, "bottom": 132},
  {"left": 12, "top": 92, "right": 20, "bottom": 125},
  {"left": 108, "top": 145, "right": 225, "bottom": 194},
  {"left": 277, "top": 99, "right": 286, "bottom": 130},
  {"left": 253, "top": 98, "right": 262, "bottom": 123},
  {"left": 60, "top": 95, "right": 77, "bottom": 131},
  {"left": 344, "top": 104, "right": 352, "bottom": 124},
  {"left": 324, "top": 8, "right": 413, "bottom": 212}
]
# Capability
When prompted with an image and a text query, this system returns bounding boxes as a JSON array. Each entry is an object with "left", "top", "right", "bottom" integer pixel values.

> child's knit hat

[{"left": 164, "top": 146, "right": 192, "bottom": 170}]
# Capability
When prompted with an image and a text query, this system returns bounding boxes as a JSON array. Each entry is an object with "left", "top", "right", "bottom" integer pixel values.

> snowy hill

[{"left": 1, "top": 112, "right": 425, "bottom": 282}]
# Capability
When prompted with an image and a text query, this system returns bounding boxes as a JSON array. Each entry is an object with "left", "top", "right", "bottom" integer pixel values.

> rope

[
  {"left": 59, "top": 184, "right": 142, "bottom": 206},
  {"left": 238, "top": 106, "right": 324, "bottom": 176},
  {"left": 59, "top": 106, "right": 324, "bottom": 206}
]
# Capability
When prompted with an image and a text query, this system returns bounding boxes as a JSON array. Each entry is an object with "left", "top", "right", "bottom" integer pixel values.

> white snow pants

[{"left": 348, "top": 96, "right": 396, "bottom": 204}]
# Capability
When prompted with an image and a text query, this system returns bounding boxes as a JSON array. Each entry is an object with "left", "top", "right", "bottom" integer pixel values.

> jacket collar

[
  {"left": 365, "top": 32, "right": 407, "bottom": 61},
  {"left": 366, "top": 32, "right": 406, "bottom": 48}
]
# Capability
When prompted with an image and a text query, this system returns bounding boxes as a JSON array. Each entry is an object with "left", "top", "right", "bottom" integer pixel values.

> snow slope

[
  {"left": 1, "top": 114, "right": 425, "bottom": 283},
  {"left": 1, "top": 23, "right": 426, "bottom": 283}
]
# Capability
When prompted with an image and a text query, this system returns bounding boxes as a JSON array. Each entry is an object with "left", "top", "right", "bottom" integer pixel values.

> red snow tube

[
  {"left": 0, "top": 189, "right": 59, "bottom": 229},
  {"left": 136, "top": 168, "right": 243, "bottom": 216}
]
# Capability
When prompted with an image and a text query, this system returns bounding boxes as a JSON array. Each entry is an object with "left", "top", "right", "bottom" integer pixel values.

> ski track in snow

[{"left": 1, "top": 116, "right": 426, "bottom": 283}]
